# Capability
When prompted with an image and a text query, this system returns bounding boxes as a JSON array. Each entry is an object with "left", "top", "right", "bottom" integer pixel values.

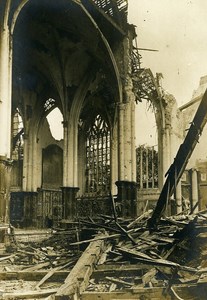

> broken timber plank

[
  {"left": 127, "top": 209, "right": 153, "bottom": 229},
  {"left": 34, "top": 259, "right": 77, "bottom": 290},
  {"left": 94, "top": 264, "right": 151, "bottom": 277},
  {"left": 70, "top": 232, "right": 120, "bottom": 246},
  {"left": 1, "top": 288, "right": 57, "bottom": 299},
  {"left": 0, "top": 270, "right": 69, "bottom": 281},
  {"left": 55, "top": 237, "right": 106, "bottom": 299},
  {"left": 105, "top": 276, "right": 134, "bottom": 286},
  {"left": 22, "top": 261, "right": 51, "bottom": 271},
  {"left": 0, "top": 254, "right": 16, "bottom": 262},
  {"left": 142, "top": 267, "right": 157, "bottom": 286},
  {"left": 116, "top": 246, "right": 197, "bottom": 272}
]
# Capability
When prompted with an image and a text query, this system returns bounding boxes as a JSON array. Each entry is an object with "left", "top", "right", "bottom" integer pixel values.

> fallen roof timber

[
  {"left": 54, "top": 237, "right": 106, "bottom": 300},
  {"left": 1, "top": 288, "right": 58, "bottom": 299},
  {"left": 0, "top": 270, "right": 69, "bottom": 281}
]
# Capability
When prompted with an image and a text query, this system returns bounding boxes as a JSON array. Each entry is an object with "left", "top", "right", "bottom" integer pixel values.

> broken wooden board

[
  {"left": 1, "top": 288, "right": 57, "bottom": 299},
  {"left": 0, "top": 270, "right": 69, "bottom": 281},
  {"left": 116, "top": 246, "right": 197, "bottom": 272},
  {"left": 55, "top": 237, "right": 106, "bottom": 299}
]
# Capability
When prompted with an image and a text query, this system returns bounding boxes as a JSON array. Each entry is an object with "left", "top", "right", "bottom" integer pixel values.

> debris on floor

[{"left": 0, "top": 209, "right": 207, "bottom": 299}]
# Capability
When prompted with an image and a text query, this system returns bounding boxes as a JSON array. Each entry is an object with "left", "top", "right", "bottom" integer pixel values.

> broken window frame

[
  {"left": 85, "top": 114, "right": 111, "bottom": 197},
  {"left": 12, "top": 108, "right": 24, "bottom": 160},
  {"left": 136, "top": 145, "right": 158, "bottom": 189}
]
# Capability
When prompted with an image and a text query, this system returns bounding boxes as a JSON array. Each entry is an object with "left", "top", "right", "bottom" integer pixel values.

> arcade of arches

[{"left": 0, "top": 0, "right": 182, "bottom": 227}]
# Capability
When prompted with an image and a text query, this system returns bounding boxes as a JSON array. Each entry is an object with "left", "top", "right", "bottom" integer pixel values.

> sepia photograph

[{"left": 0, "top": 0, "right": 207, "bottom": 298}]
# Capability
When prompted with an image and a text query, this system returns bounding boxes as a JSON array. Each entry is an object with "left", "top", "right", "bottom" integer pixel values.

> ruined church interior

[{"left": 0, "top": 0, "right": 207, "bottom": 298}]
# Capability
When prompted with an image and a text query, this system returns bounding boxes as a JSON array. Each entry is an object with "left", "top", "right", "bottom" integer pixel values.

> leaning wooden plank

[
  {"left": 105, "top": 276, "right": 134, "bottom": 286},
  {"left": 142, "top": 268, "right": 157, "bottom": 286},
  {"left": 0, "top": 254, "right": 16, "bottom": 262},
  {"left": 127, "top": 209, "right": 153, "bottom": 229},
  {"left": 2, "top": 288, "right": 57, "bottom": 299},
  {"left": 70, "top": 232, "right": 120, "bottom": 246},
  {"left": 22, "top": 261, "right": 51, "bottom": 271},
  {"left": 170, "top": 286, "right": 184, "bottom": 300},
  {"left": 110, "top": 191, "right": 118, "bottom": 223},
  {"left": 34, "top": 259, "right": 77, "bottom": 289},
  {"left": 80, "top": 219, "right": 121, "bottom": 233},
  {"left": 55, "top": 237, "right": 106, "bottom": 299},
  {"left": 0, "top": 270, "right": 69, "bottom": 281},
  {"left": 115, "top": 221, "right": 137, "bottom": 245},
  {"left": 116, "top": 246, "right": 197, "bottom": 272}
]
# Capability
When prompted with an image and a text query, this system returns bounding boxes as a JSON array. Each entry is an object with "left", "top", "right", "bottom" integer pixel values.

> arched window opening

[
  {"left": 12, "top": 108, "right": 24, "bottom": 160},
  {"left": 135, "top": 102, "right": 158, "bottom": 189},
  {"left": 85, "top": 115, "right": 111, "bottom": 196},
  {"left": 46, "top": 107, "right": 63, "bottom": 141}
]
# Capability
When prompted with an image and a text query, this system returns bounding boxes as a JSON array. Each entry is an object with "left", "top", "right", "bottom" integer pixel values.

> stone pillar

[
  {"left": 22, "top": 132, "right": 34, "bottom": 191},
  {"left": 131, "top": 100, "right": 136, "bottom": 182},
  {"left": 0, "top": 157, "right": 12, "bottom": 223},
  {"left": 162, "top": 127, "right": 171, "bottom": 184},
  {"left": 124, "top": 101, "right": 132, "bottom": 181},
  {"left": 61, "top": 187, "right": 79, "bottom": 220},
  {"left": 115, "top": 181, "right": 137, "bottom": 218},
  {"left": 111, "top": 121, "right": 118, "bottom": 195},
  {"left": 118, "top": 103, "right": 125, "bottom": 180},
  {"left": 62, "top": 121, "right": 69, "bottom": 186},
  {"left": 191, "top": 168, "right": 199, "bottom": 213},
  {"left": 0, "top": 6, "right": 12, "bottom": 224},
  {"left": 0, "top": 21, "right": 12, "bottom": 159},
  {"left": 175, "top": 181, "right": 182, "bottom": 214}
]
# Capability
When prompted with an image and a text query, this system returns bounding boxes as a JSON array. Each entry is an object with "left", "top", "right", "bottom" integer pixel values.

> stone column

[
  {"left": 115, "top": 181, "right": 137, "bottom": 218},
  {"left": 0, "top": 21, "right": 12, "bottom": 159},
  {"left": 62, "top": 121, "right": 69, "bottom": 186},
  {"left": 0, "top": 5, "right": 13, "bottom": 223},
  {"left": 191, "top": 168, "right": 199, "bottom": 213},
  {"left": 175, "top": 181, "right": 182, "bottom": 214},
  {"left": 111, "top": 121, "right": 118, "bottom": 195},
  {"left": 131, "top": 100, "right": 136, "bottom": 182},
  {"left": 118, "top": 103, "right": 125, "bottom": 180},
  {"left": 62, "top": 119, "right": 79, "bottom": 220},
  {"left": 61, "top": 187, "right": 79, "bottom": 220},
  {"left": 0, "top": 157, "right": 12, "bottom": 223}
]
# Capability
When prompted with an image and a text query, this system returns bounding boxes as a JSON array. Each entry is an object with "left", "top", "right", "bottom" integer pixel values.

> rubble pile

[
  {"left": 0, "top": 230, "right": 80, "bottom": 298},
  {"left": 0, "top": 209, "right": 207, "bottom": 299},
  {"left": 77, "top": 209, "right": 207, "bottom": 299}
]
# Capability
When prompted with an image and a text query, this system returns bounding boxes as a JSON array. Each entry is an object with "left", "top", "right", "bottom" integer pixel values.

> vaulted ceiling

[{"left": 12, "top": 0, "right": 126, "bottom": 117}]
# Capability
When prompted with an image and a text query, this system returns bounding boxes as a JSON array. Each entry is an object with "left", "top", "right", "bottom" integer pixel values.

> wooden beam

[
  {"left": 55, "top": 238, "right": 106, "bottom": 299},
  {"left": 0, "top": 271, "right": 69, "bottom": 281},
  {"left": 1, "top": 288, "right": 57, "bottom": 299}
]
